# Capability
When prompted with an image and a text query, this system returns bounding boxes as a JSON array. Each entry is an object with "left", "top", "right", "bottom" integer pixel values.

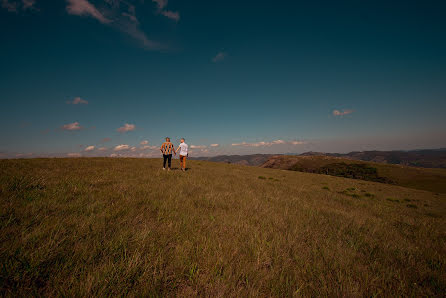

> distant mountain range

[{"left": 190, "top": 148, "right": 446, "bottom": 168}]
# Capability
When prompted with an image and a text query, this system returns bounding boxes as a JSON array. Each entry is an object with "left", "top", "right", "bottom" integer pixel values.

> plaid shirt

[{"left": 160, "top": 142, "right": 175, "bottom": 155}]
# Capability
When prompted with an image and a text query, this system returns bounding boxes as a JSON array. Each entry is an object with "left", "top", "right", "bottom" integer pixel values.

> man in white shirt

[{"left": 176, "top": 138, "right": 188, "bottom": 171}]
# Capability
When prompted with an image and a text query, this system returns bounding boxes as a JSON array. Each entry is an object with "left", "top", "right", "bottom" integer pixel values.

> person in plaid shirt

[{"left": 160, "top": 137, "right": 176, "bottom": 170}]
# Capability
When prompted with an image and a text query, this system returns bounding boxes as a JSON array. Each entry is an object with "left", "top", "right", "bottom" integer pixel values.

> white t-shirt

[{"left": 178, "top": 143, "right": 188, "bottom": 156}]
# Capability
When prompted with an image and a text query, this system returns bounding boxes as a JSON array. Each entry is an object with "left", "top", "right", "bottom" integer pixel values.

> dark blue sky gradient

[{"left": 1, "top": 0, "right": 445, "bottom": 157}]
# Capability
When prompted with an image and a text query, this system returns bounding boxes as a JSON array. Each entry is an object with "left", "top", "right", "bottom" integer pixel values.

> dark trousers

[{"left": 163, "top": 154, "right": 172, "bottom": 168}]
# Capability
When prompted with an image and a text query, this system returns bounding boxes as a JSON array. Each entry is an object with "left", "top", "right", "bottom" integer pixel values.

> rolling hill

[
  {"left": 261, "top": 155, "right": 446, "bottom": 194},
  {"left": 1, "top": 158, "right": 445, "bottom": 296},
  {"left": 191, "top": 148, "right": 446, "bottom": 169}
]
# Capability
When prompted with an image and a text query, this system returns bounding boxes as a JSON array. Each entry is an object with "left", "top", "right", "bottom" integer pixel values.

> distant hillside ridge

[
  {"left": 261, "top": 155, "right": 446, "bottom": 193},
  {"left": 299, "top": 148, "right": 446, "bottom": 168}
]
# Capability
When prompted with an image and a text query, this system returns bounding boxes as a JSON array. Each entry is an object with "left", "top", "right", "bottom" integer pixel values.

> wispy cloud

[
  {"left": 117, "top": 123, "right": 135, "bottom": 133},
  {"left": 210, "top": 144, "right": 219, "bottom": 147},
  {"left": 212, "top": 52, "right": 227, "bottom": 63},
  {"left": 141, "top": 145, "right": 157, "bottom": 150},
  {"left": 2, "top": 0, "right": 17, "bottom": 12},
  {"left": 232, "top": 140, "right": 306, "bottom": 147},
  {"left": 98, "top": 147, "right": 108, "bottom": 151},
  {"left": 152, "top": 0, "right": 179, "bottom": 21},
  {"left": 66, "top": 0, "right": 165, "bottom": 50},
  {"left": 190, "top": 145, "right": 207, "bottom": 149},
  {"left": 114, "top": 144, "right": 130, "bottom": 151},
  {"left": 290, "top": 141, "right": 306, "bottom": 145},
  {"left": 84, "top": 145, "right": 95, "bottom": 151},
  {"left": 152, "top": 0, "right": 167, "bottom": 9},
  {"left": 67, "top": 96, "right": 88, "bottom": 105},
  {"left": 332, "top": 109, "right": 354, "bottom": 116},
  {"left": 161, "top": 10, "right": 179, "bottom": 21},
  {"left": 22, "top": 0, "right": 34, "bottom": 9},
  {"left": 66, "top": 0, "right": 111, "bottom": 24},
  {"left": 62, "top": 122, "right": 82, "bottom": 131},
  {"left": 140, "top": 140, "right": 149, "bottom": 145},
  {"left": 2, "top": 0, "right": 35, "bottom": 12}
]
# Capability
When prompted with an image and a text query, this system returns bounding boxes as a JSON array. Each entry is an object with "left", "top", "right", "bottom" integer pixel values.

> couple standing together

[{"left": 160, "top": 137, "right": 188, "bottom": 171}]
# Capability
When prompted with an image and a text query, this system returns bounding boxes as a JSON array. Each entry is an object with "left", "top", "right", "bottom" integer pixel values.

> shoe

[
  {"left": 167, "top": 168, "right": 171, "bottom": 171},
  {"left": 162, "top": 168, "right": 165, "bottom": 170}
]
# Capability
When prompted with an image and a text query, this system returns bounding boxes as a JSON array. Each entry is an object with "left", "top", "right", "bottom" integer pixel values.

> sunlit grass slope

[{"left": 1, "top": 158, "right": 445, "bottom": 296}]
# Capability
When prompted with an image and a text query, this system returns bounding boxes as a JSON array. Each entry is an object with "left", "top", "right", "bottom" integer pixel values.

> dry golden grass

[{"left": 1, "top": 158, "right": 445, "bottom": 296}]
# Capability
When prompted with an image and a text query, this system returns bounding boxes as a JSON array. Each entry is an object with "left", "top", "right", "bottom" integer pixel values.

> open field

[
  {"left": 262, "top": 155, "right": 446, "bottom": 193},
  {"left": 1, "top": 158, "right": 445, "bottom": 296}
]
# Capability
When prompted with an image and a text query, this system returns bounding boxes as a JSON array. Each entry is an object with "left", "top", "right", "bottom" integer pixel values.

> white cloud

[
  {"left": 67, "top": 96, "right": 88, "bottom": 105},
  {"left": 62, "top": 122, "right": 82, "bottom": 131},
  {"left": 232, "top": 140, "right": 306, "bottom": 147},
  {"left": 67, "top": 153, "right": 82, "bottom": 157},
  {"left": 117, "top": 123, "right": 135, "bottom": 133},
  {"left": 212, "top": 52, "right": 227, "bottom": 63},
  {"left": 190, "top": 145, "right": 207, "bottom": 149},
  {"left": 98, "top": 147, "right": 108, "bottom": 151},
  {"left": 332, "top": 109, "right": 354, "bottom": 116},
  {"left": 114, "top": 144, "right": 130, "bottom": 151},
  {"left": 140, "top": 140, "right": 148, "bottom": 145},
  {"left": 66, "top": 0, "right": 111, "bottom": 24},
  {"left": 84, "top": 145, "right": 95, "bottom": 151},
  {"left": 210, "top": 144, "right": 219, "bottom": 147}
]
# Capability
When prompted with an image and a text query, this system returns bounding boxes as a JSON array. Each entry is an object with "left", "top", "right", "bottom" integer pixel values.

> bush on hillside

[{"left": 290, "top": 162, "right": 394, "bottom": 184}]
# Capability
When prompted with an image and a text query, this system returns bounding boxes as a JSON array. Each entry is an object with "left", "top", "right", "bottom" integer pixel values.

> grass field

[{"left": 1, "top": 158, "right": 445, "bottom": 296}]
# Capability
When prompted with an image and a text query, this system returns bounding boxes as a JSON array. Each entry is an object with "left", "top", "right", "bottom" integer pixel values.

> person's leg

[
  {"left": 168, "top": 154, "right": 172, "bottom": 169},
  {"left": 179, "top": 155, "right": 184, "bottom": 169},
  {"left": 163, "top": 155, "right": 167, "bottom": 169},
  {"left": 182, "top": 155, "right": 187, "bottom": 170}
]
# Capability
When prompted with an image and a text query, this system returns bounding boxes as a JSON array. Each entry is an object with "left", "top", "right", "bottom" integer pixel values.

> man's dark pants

[{"left": 163, "top": 154, "right": 172, "bottom": 168}]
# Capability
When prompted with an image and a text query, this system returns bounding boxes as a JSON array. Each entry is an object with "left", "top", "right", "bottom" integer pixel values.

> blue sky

[{"left": 1, "top": 0, "right": 445, "bottom": 158}]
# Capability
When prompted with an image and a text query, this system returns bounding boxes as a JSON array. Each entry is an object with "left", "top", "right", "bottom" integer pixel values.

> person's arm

[{"left": 160, "top": 143, "right": 164, "bottom": 153}]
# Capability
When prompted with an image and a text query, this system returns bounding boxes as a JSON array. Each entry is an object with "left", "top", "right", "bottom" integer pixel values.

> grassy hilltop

[{"left": 1, "top": 158, "right": 445, "bottom": 296}]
